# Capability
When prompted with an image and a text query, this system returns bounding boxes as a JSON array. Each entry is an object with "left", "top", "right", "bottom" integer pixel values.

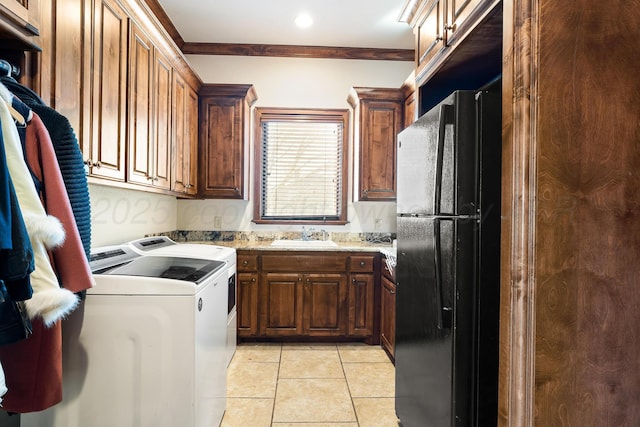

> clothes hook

[{"left": 0, "top": 60, "right": 20, "bottom": 78}]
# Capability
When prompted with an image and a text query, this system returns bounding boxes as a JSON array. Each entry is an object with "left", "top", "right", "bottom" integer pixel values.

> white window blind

[{"left": 260, "top": 115, "right": 345, "bottom": 220}]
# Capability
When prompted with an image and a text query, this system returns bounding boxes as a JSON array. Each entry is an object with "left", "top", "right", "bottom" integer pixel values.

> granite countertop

[{"left": 191, "top": 239, "right": 390, "bottom": 253}]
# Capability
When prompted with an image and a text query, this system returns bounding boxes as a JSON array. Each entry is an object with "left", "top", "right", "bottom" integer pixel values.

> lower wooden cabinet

[
  {"left": 237, "top": 250, "right": 379, "bottom": 341},
  {"left": 380, "top": 275, "right": 396, "bottom": 360},
  {"left": 237, "top": 272, "right": 259, "bottom": 336},
  {"left": 380, "top": 258, "right": 396, "bottom": 362}
]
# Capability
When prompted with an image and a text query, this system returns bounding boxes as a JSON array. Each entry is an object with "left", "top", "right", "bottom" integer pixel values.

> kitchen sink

[{"left": 270, "top": 239, "right": 338, "bottom": 248}]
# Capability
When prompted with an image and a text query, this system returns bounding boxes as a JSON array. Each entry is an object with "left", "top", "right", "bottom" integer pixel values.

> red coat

[{"left": 0, "top": 112, "right": 94, "bottom": 413}]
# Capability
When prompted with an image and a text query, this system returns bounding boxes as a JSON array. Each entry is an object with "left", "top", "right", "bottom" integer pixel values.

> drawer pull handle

[
  {"left": 359, "top": 261, "right": 365, "bottom": 267},
  {"left": 243, "top": 260, "right": 248, "bottom": 266}
]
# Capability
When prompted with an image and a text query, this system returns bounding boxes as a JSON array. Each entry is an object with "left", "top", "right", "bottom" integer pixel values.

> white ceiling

[{"left": 156, "top": 0, "right": 415, "bottom": 50}]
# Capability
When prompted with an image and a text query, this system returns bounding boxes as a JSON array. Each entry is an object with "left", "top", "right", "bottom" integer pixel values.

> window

[{"left": 254, "top": 108, "right": 349, "bottom": 224}]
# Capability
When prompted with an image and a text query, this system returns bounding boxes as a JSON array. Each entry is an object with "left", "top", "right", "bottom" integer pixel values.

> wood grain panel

[
  {"left": 185, "top": 86, "right": 198, "bottom": 194},
  {"left": 359, "top": 101, "right": 400, "bottom": 200},
  {"left": 182, "top": 42, "right": 414, "bottom": 61},
  {"left": 348, "top": 273, "right": 374, "bottom": 336},
  {"left": 262, "top": 272, "right": 302, "bottom": 336},
  {"left": 152, "top": 46, "right": 172, "bottom": 188},
  {"left": 533, "top": 1, "right": 640, "bottom": 425},
  {"left": 127, "top": 23, "right": 153, "bottom": 184},
  {"left": 237, "top": 272, "right": 259, "bottom": 336},
  {"left": 171, "top": 71, "right": 187, "bottom": 192},
  {"left": 90, "top": 0, "right": 128, "bottom": 181},
  {"left": 303, "top": 273, "right": 347, "bottom": 335},
  {"left": 498, "top": 0, "right": 537, "bottom": 425},
  {"left": 261, "top": 253, "right": 347, "bottom": 272}
]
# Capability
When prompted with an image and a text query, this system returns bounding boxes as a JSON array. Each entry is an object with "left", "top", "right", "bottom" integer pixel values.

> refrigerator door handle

[
  {"left": 434, "top": 104, "right": 453, "bottom": 215},
  {"left": 433, "top": 218, "right": 452, "bottom": 332}
]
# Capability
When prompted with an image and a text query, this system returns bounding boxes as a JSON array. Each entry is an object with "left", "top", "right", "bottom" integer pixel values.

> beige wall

[
  {"left": 180, "top": 55, "right": 413, "bottom": 235},
  {"left": 90, "top": 55, "right": 413, "bottom": 247}
]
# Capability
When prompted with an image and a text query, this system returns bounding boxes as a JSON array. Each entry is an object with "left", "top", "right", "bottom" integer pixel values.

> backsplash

[{"left": 151, "top": 230, "right": 395, "bottom": 245}]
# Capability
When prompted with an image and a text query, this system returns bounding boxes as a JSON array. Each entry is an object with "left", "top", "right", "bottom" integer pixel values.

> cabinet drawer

[
  {"left": 237, "top": 253, "right": 258, "bottom": 271},
  {"left": 262, "top": 254, "right": 347, "bottom": 272},
  {"left": 349, "top": 255, "right": 375, "bottom": 272}
]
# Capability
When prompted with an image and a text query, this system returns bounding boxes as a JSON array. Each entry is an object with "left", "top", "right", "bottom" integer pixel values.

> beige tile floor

[{"left": 220, "top": 343, "right": 400, "bottom": 427}]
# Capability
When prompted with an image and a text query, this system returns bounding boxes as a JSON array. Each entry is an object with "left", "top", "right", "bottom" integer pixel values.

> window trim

[{"left": 253, "top": 107, "right": 349, "bottom": 225}]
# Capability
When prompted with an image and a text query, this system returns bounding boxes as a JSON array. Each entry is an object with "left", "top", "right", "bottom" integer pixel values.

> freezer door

[
  {"left": 396, "top": 91, "right": 478, "bottom": 217},
  {"left": 395, "top": 215, "right": 477, "bottom": 426},
  {"left": 397, "top": 102, "right": 452, "bottom": 215}
]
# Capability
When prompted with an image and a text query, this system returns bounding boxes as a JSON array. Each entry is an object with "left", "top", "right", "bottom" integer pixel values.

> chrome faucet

[{"left": 301, "top": 226, "right": 314, "bottom": 241}]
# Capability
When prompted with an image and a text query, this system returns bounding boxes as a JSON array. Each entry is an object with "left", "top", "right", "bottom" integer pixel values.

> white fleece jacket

[{"left": 0, "top": 94, "right": 78, "bottom": 326}]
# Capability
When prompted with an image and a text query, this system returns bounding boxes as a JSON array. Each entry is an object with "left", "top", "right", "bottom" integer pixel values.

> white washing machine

[
  {"left": 22, "top": 245, "right": 228, "bottom": 427},
  {"left": 125, "top": 236, "right": 237, "bottom": 366}
]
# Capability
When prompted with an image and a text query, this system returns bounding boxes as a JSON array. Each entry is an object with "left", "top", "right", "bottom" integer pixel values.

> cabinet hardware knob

[
  {"left": 435, "top": 35, "right": 443, "bottom": 42},
  {"left": 83, "top": 158, "right": 92, "bottom": 166},
  {"left": 93, "top": 161, "right": 102, "bottom": 168},
  {"left": 242, "top": 260, "right": 248, "bottom": 265},
  {"left": 251, "top": 278, "right": 256, "bottom": 282},
  {"left": 359, "top": 261, "right": 365, "bottom": 267},
  {"left": 390, "top": 290, "right": 395, "bottom": 294}
]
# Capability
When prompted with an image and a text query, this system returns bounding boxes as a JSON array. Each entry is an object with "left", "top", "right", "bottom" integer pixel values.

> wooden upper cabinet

[
  {"left": 86, "top": 0, "right": 128, "bottom": 181},
  {"left": 152, "top": 45, "right": 172, "bottom": 189},
  {"left": 348, "top": 87, "right": 403, "bottom": 201},
  {"left": 401, "top": 71, "right": 417, "bottom": 128},
  {"left": 127, "top": 21, "right": 172, "bottom": 189},
  {"left": 185, "top": 86, "right": 198, "bottom": 196},
  {"left": 415, "top": 0, "right": 445, "bottom": 77},
  {"left": 127, "top": 23, "right": 153, "bottom": 186},
  {"left": 198, "top": 84, "right": 257, "bottom": 199},
  {"left": 172, "top": 72, "right": 199, "bottom": 196},
  {"left": 402, "top": 0, "right": 501, "bottom": 85},
  {"left": 0, "top": 0, "right": 40, "bottom": 48},
  {"left": 446, "top": 0, "right": 484, "bottom": 43}
]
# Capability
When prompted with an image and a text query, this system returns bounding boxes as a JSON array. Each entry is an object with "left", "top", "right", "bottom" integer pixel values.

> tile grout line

[
  {"left": 269, "top": 343, "right": 283, "bottom": 427},
  {"left": 337, "top": 345, "right": 361, "bottom": 427}
]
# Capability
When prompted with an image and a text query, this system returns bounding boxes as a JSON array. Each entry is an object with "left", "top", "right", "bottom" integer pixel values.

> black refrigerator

[{"left": 394, "top": 84, "right": 501, "bottom": 426}]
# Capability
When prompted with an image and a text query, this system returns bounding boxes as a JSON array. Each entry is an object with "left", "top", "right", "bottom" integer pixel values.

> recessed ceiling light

[{"left": 295, "top": 13, "right": 313, "bottom": 28}]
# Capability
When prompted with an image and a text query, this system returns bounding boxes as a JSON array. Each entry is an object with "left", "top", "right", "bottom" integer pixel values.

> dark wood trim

[
  {"left": 182, "top": 42, "right": 414, "bottom": 61},
  {"left": 498, "top": 0, "right": 537, "bottom": 426},
  {"left": 143, "top": 0, "right": 184, "bottom": 48}
]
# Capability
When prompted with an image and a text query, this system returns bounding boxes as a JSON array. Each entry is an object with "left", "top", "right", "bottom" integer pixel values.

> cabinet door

[
  {"left": 198, "top": 95, "right": 245, "bottom": 198},
  {"left": 172, "top": 78, "right": 198, "bottom": 196},
  {"left": 171, "top": 71, "right": 188, "bottom": 193},
  {"left": 303, "top": 273, "right": 348, "bottom": 336},
  {"left": 237, "top": 272, "right": 259, "bottom": 337},
  {"left": 348, "top": 273, "right": 375, "bottom": 337},
  {"left": 415, "top": 0, "right": 445, "bottom": 76},
  {"left": 349, "top": 88, "right": 403, "bottom": 202},
  {"left": 261, "top": 272, "right": 302, "bottom": 336},
  {"left": 87, "top": 0, "right": 128, "bottom": 180},
  {"left": 359, "top": 100, "right": 401, "bottom": 200},
  {"left": 185, "top": 86, "right": 198, "bottom": 196},
  {"left": 446, "top": 0, "right": 484, "bottom": 44},
  {"left": 127, "top": 23, "right": 154, "bottom": 186},
  {"left": 381, "top": 275, "right": 396, "bottom": 360},
  {"left": 152, "top": 47, "right": 172, "bottom": 189},
  {"left": 53, "top": 0, "right": 91, "bottom": 155}
]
